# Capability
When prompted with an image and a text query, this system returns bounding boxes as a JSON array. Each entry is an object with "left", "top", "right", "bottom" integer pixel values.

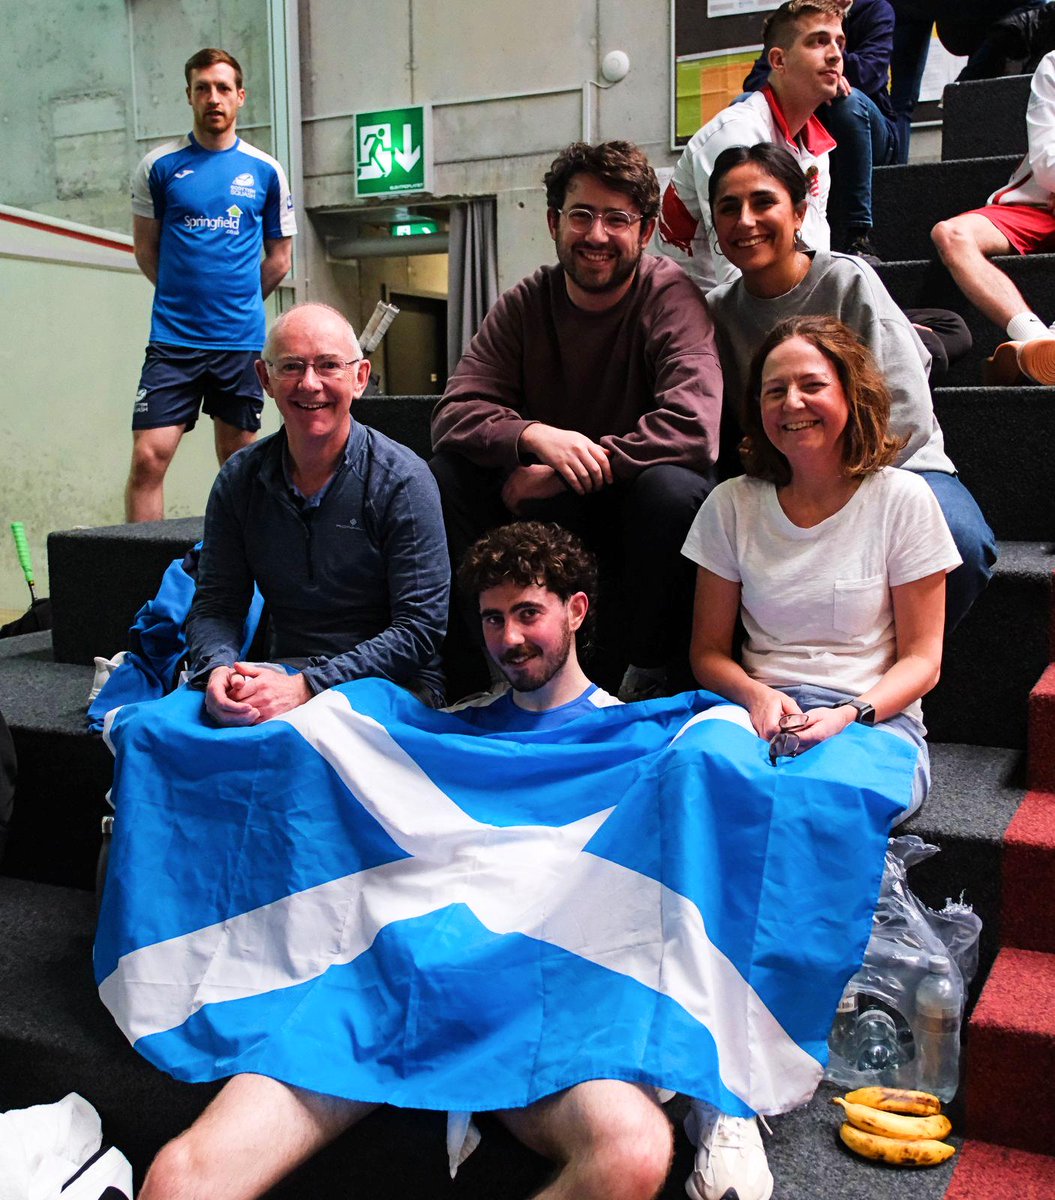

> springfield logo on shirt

[
  {"left": 230, "top": 172, "right": 257, "bottom": 199},
  {"left": 184, "top": 205, "right": 243, "bottom": 234}
]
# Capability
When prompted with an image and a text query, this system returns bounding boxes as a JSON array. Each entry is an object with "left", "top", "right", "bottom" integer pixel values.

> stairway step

[
  {"left": 49, "top": 518, "right": 203, "bottom": 666},
  {"left": 872, "top": 156, "right": 1018, "bottom": 263},
  {"left": 947, "top": 1140, "right": 1055, "bottom": 1199},
  {"left": 356, "top": 394, "right": 435, "bottom": 462},
  {"left": 942, "top": 75, "right": 1032, "bottom": 162},
  {"left": 965, "top": 946, "right": 1055, "bottom": 1155},
  {"left": 926, "top": 542, "right": 1052, "bottom": 750},
  {"left": 904, "top": 742, "right": 1025, "bottom": 1005},
  {"left": 1029, "top": 664, "right": 1055, "bottom": 789},
  {"left": 0, "top": 876, "right": 962, "bottom": 1199},
  {"left": 874, "top": 255, "right": 1055, "bottom": 386},
  {"left": 0, "top": 631, "right": 110, "bottom": 889},
  {"left": 1001, "top": 791, "right": 1055, "bottom": 953},
  {"left": 932, "top": 387, "right": 1055, "bottom": 543}
]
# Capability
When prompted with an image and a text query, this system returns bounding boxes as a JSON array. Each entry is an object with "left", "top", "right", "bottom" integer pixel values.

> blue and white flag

[{"left": 96, "top": 681, "right": 914, "bottom": 1118}]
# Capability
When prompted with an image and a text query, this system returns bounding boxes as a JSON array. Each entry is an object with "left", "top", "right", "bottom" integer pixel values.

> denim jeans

[
  {"left": 778, "top": 683, "right": 928, "bottom": 823},
  {"left": 818, "top": 89, "right": 900, "bottom": 234},
  {"left": 889, "top": 16, "right": 932, "bottom": 164},
  {"left": 915, "top": 471, "right": 997, "bottom": 633}
]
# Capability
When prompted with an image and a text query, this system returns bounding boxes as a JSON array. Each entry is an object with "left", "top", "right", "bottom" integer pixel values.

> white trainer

[{"left": 684, "top": 1100, "right": 774, "bottom": 1200}]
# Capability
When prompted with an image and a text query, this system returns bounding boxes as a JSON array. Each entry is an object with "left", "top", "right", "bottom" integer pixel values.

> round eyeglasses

[{"left": 560, "top": 207, "right": 645, "bottom": 234}]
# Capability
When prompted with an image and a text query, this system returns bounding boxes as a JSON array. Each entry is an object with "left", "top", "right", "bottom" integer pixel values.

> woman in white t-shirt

[{"left": 682, "top": 315, "right": 961, "bottom": 821}]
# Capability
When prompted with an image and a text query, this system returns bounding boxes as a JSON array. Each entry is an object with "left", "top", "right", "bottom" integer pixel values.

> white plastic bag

[
  {"left": 0, "top": 1094, "right": 131, "bottom": 1200},
  {"left": 824, "top": 835, "right": 982, "bottom": 1090}
]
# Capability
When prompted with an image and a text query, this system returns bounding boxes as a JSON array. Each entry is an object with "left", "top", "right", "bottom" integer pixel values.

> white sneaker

[{"left": 684, "top": 1101, "right": 773, "bottom": 1200}]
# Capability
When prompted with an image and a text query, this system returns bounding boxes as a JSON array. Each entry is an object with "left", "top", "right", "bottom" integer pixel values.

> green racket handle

[{"left": 10, "top": 522, "right": 35, "bottom": 586}]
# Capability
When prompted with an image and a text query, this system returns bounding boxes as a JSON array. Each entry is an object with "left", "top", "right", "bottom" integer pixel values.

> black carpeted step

[
  {"left": 926, "top": 541, "right": 1053, "bottom": 750},
  {"left": 903, "top": 742, "right": 1025, "bottom": 1006},
  {"left": 934, "top": 386, "right": 1055, "bottom": 542},
  {"left": 942, "top": 74, "right": 1033, "bottom": 162},
  {"left": 356, "top": 394, "right": 435, "bottom": 462},
  {"left": 0, "top": 631, "right": 110, "bottom": 889},
  {"left": 875, "top": 255, "right": 1055, "bottom": 386},
  {"left": 871, "top": 156, "right": 1019, "bottom": 263},
  {"left": 49, "top": 518, "right": 204, "bottom": 667}
]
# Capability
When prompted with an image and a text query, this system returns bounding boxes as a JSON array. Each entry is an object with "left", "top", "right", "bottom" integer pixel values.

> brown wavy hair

[
  {"left": 741, "top": 316, "right": 906, "bottom": 485},
  {"left": 544, "top": 141, "right": 660, "bottom": 222},
  {"left": 457, "top": 522, "right": 598, "bottom": 651}
]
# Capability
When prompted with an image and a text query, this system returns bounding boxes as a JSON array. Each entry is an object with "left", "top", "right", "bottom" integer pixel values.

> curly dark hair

[
  {"left": 544, "top": 141, "right": 660, "bottom": 221},
  {"left": 457, "top": 521, "right": 598, "bottom": 650},
  {"left": 184, "top": 48, "right": 244, "bottom": 88},
  {"left": 761, "top": 0, "right": 844, "bottom": 54},
  {"left": 741, "top": 315, "right": 906, "bottom": 485}
]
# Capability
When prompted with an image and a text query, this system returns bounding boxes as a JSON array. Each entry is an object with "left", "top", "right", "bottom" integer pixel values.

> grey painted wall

[
  {"left": 298, "top": 0, "right": 676, "bottom": 293},
  {"left": 2, "top": 0, "right": 272, "bottom": 235}
]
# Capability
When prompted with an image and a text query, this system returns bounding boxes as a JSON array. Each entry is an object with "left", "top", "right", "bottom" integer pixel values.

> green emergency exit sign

[{"left": 355, "top": 106, "right": 433, "bottom": 198}]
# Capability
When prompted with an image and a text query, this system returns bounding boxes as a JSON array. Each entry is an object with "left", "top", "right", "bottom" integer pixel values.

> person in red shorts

[{"left": 931, "top": 48, "right": 1055, "bottom": 384}]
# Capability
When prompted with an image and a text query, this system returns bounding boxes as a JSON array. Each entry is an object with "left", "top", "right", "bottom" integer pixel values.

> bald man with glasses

[
  {"left": 431, "top": 140, "right": 723, "bottom": 702},
  {"left": 186, "top": 302, "right": 450, "bottom": 721}
]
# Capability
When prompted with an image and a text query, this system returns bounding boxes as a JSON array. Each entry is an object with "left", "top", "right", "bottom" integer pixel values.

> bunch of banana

[{"left": 834, "top": 1087, "right": 955, "bottom": 1166}]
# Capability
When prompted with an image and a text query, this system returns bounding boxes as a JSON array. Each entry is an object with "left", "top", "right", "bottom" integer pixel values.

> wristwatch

[{"left": 842, "top": 698, "right": 876, "bottom": 726}]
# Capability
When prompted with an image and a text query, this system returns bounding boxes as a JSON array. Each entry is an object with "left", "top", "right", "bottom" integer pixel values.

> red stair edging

[
  {"left": 945, "top": 1139, "right": 1055, "bottom": 1198},
  {"left": 1029, "top": 664, "right": 1055, "bottom": 790},
  {"left": 1000, "top": 790, "right": 1055, "bottom": 953},
  {"left": 965, "top": 947, "right": 1055, "bottom": 1155}
]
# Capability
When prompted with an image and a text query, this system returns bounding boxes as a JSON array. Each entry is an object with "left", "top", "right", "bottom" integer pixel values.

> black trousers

[{"left": 430, "top": 452, "right": 715, "bottom": 699}]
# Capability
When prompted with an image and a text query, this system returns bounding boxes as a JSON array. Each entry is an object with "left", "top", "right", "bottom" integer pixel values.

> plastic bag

[{"left": 824, "top": 834, "right": 982, "bottom": 1090}]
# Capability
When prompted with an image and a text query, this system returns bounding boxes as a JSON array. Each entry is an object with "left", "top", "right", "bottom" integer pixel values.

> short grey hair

[{"left": 261, "top": 302, "right": 362, "bottom": 362}]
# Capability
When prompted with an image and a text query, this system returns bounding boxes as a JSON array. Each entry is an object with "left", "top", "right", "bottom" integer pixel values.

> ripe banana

[
  {"left": 833, "top": 1096, "right": 952, "bottom": 1141},
  {"left": 839, "top": 1122, "right": 955, "bottom": 1166},
  {"left": 843, "top": 1086, "right": 942, "bottom": 1116}
]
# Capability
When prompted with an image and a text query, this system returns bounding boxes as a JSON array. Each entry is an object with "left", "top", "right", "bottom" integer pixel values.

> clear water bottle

[
  {"left": 915, "top": 954, "right": 961, "bottom": 1101},
  {"left": 830, "top": 984, "right": 858, "bottom": 1060},
  {"left": 853, "top": 1007, "right": 901, "bottom": 1080}
]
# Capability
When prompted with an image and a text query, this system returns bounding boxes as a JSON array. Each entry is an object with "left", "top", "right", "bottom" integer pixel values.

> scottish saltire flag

[{"left": 95, "top": 680, "right": 914, "bottom": 1118}]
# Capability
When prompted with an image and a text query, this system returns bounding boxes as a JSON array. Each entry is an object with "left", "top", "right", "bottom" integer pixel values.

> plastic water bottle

[
  {"left": 830, "top": 984, "right": 858, "bottom": 1060},
  {"left": 853, "top": 1007, "right": 901, "bottom": 1079},
  {"left": 915, "top": 955, "right": 961, "bottom": 1101}
]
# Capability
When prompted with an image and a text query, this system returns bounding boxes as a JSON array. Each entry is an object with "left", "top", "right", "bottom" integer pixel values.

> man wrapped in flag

[{"left": 96, "top": 522, "right": 915, "bottom": 1200}]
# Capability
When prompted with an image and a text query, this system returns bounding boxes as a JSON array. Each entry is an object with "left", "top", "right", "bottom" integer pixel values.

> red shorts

[{"left": 968, "top": 203, "right": 1055, "bottom": 255}]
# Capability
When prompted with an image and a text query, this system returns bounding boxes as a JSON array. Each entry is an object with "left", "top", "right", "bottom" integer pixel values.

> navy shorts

[{"left": 132, "top": 343, "right": 264, "bottom": 433}]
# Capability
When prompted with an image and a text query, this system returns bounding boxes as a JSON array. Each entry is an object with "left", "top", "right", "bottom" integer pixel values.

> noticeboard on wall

[{"left": 671, "top": 0, "right": 777, "bottom": 149}]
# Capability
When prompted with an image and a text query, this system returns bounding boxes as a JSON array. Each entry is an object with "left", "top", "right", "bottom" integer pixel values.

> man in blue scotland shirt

[
  {"left": 185, "top": 303, "right": 449, "bottom": 721},
  {"left": 126, "top": 47, "right": 296, "bottom": 522}
]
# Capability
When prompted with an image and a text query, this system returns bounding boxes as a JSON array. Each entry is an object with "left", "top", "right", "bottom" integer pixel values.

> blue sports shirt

[{"left": 132, "top": 134, "right": 296, "bottom": 350}]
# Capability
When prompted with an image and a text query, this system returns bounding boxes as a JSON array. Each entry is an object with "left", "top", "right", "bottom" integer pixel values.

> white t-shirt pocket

[{"left": 832, "top": 575, "right": 886, "bottom": 637}]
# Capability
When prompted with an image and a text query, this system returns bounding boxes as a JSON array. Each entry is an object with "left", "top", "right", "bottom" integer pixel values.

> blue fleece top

[{"left": 186, "top": 420, "right": 449, "bottom": 699}]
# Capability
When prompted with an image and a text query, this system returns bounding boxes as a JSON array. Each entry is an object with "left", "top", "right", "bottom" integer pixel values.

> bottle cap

[{"left": 928, "top": 954, "right": 951, "bottom": 973}]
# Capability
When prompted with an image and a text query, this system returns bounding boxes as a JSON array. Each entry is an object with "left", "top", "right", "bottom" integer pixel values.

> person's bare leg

[
  {"left": 214, "top": 417, "right": 256, "bottom": 466},
  {"left": 931, "top": 213, "right": 1024, "bottom": 330},
  {"left": 138, "top": 1073, "right": 376, "bottom": 1200},
  {"left": 497, "top": 1080, "right": 673, "bottom": 1200},
  {"left": 125, "top": 425, "right": 185, "bottom": 522}
]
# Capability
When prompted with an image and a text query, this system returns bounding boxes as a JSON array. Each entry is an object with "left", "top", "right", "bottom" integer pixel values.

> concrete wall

[
  {"left": 299, "top": 0, "right": 675, "bottom": 295},
  {"left": 1, "top": 0, "right": 271, "bottom": 236}
]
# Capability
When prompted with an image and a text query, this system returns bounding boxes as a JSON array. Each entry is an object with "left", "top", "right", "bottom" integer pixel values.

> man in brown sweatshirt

[{"left": 431, "top": 140, "right": 723, "bottom": 701}]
